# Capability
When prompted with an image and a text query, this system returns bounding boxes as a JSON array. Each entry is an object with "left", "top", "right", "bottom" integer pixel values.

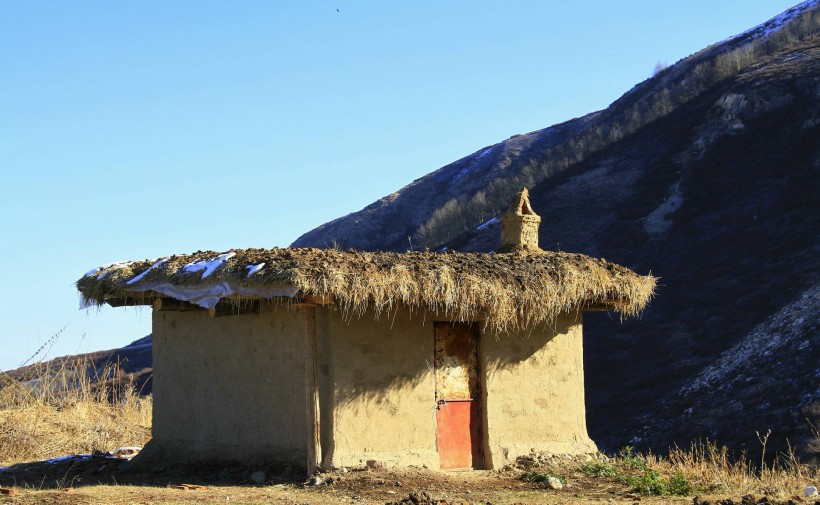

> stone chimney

[{"left": 497, "top": 188, "right": 541, "bottom": 253}]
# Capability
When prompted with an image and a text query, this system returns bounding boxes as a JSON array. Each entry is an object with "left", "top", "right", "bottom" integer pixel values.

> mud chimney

[{"left": 497, "top": 188, "right": 541, "bottom": 253}]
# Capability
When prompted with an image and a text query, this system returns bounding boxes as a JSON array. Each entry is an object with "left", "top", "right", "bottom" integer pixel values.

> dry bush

[
  {"left": 639, "top": 440, "right": 818, "bottom": 499},
  {"left": 0, "top": 358, "right": 152, "bottom": 465}
]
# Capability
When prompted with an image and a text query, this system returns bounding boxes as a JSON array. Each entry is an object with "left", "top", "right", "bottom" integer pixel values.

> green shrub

[
  {"left": 619, "top": 446, "right": 649, "bottom": 471},
  {"left": 622, "top": 469, "right": 692, "bottom": 496},
  {"left": 521, "top": 470, "right": 566, "bottom": 485},
  {"left": 667, "top": 471, "right": 693, "bottom": 495},
  {"left": 579, "top": 461, "right": 619, "bottom": 478}
]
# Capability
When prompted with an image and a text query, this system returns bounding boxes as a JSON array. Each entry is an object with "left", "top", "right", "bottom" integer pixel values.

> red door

[{"left": 434, "top": 322, "right": 483, "bottom": 469}]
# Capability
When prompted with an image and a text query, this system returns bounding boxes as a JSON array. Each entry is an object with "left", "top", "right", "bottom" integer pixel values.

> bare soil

[{"left": 0, "top": 456, "right": 811, "bottom": 505}]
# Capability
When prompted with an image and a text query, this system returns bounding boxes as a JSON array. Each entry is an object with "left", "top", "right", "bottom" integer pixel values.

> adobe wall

[
  {"left": 145, "top": 304, "right": 595, "bottom": 470},
  {"left": 317, "top": 307, "right": 439, "bottom": 469},
  {"left": 150, "top": 306, "right": 307, "bottom": 465},
  {"left": 482, "top": 310, "right": 597, "bottom": 466}
]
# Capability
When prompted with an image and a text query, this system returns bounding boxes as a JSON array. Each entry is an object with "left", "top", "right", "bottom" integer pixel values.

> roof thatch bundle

[{"left": 77, "top": 247, "right": 656, "bottom": 332}]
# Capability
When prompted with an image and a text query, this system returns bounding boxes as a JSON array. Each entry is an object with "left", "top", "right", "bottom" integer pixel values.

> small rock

[
  {"left": 395, "top": 481, "right": 402, "bottom": 487},
  {"left": 340, "top": 467, "right": 349, "bottom": 473},
  {"left": 805, "top": 485, "right": 818, "bottom": 497},
  {"left": 366, "top": 459, "right": 384, "bottom": 470},
  {"left": 309, "top": 475, "right": 324, "bottom": 486},
  {"left": 547, "top": 476, "right": 563, "bottom": 490},
  {"left": 250, "top": 470, "right": 266, "bottom": 485}
]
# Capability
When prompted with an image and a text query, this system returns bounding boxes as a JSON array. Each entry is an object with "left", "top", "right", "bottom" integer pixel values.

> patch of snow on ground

[
  {"left": 126, "top": 259, "right": 167, "bottom": 285},
  {"left": 46, "top": 454, "right": 92, "bottom": 464},
  {"left": 475, "top": 217, "right": 500, "bottom": 232},
  {"left": 245, "top": 263, "right": 265, "bottom": 277},
  {"left": 183, "top": 252, "right": 236, "bottom": 279}
]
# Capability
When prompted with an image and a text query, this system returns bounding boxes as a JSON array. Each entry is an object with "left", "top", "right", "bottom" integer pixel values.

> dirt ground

[{"left": 1, "top": 455, "right": 812, "bottom": 505}]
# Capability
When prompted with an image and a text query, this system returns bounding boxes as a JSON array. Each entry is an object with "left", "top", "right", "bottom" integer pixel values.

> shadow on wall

[
  {"left": 321, "top": 306, "right": 572, "bottom": 409},
  {"left": 312, "top": 307, "right": 577, "bottom": 468}
]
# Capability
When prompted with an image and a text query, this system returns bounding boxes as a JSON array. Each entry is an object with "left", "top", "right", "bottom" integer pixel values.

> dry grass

[
  {"left": 77, "top": 247, "right": 656, "bottom": 333},
  {"left": 635, "top": 441, "right": 818, "bottom": 499},
  {"left": 0, "top": 358, "right": 151, "bottom": 466}
]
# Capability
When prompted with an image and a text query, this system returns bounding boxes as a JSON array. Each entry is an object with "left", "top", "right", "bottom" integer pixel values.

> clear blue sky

[{"left": 0, "top": 1, "right": 797, "bottom": 371}]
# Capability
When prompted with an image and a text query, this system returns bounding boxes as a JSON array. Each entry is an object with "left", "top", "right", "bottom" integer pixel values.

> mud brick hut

[{"left": 77, "top": 189, "right": 655, "bottom": 473}]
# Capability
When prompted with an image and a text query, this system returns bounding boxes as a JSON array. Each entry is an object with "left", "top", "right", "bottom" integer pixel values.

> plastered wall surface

[
  {"left": 148, "top": 304, "right": 595, "bottom": 470},
  {"left": 317, "top": 307, "right": 440, "bottom": 469},
  {"left": 482, "top": 311, "right": 598, "bottom": 466},
  {"left": 152, "top": 307, "right": 307, "bottom": 464}
]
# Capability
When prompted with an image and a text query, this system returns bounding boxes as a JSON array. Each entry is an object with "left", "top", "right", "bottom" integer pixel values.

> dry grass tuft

[
  {"left": 639, "top": 441, "right": 818, "bottom": 498},
  {"left": 0, "top": 358, "right": 151, "bottom": 466}
]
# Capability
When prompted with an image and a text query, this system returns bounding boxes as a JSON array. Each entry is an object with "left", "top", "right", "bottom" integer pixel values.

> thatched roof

[{"left": 77, "top": 247, "right": 656, "bottom": 332}]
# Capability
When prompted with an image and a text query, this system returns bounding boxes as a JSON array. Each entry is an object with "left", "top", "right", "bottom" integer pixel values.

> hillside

[
  {"left": 1, "top": 336, "right": 153, "bottom": 396},
  {"left": 294, "top": 2, "right": 820, "bottom": 461}
]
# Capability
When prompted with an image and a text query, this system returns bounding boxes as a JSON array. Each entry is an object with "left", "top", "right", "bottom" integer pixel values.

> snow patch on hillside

[
  {"left": 475, "top": 217, "right": 499, "bottom": 231},
  {"left": 726, "top": 0, "right": 818, "bottom": 43},
  {"left": 453, "top": 146, "right": 496, "bottom": 182}
]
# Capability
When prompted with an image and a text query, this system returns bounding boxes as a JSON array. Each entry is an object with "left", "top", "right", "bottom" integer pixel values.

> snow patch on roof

[
  {"left": 85, "top": 260, "right": 136, "bottom": 279},
  {"left": 126, "top": 259, "right": 166, "bottom": 285},
  {"left": 130, "top": 282, "right": 299, "bottom": 309},
  {"left": 183, "top": 252, "right": 236, "bottom": 279},
  {"left": 245, "top": 263, "right": 265, "bottom": 277}
]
